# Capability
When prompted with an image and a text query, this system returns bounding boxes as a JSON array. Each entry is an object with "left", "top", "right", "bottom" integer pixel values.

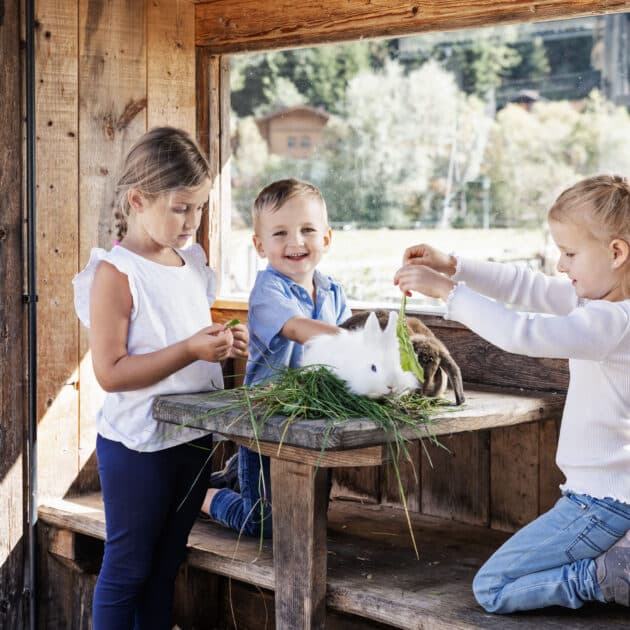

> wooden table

[{"left": 153, "top": 386, "right": 564, "bottom": 630}]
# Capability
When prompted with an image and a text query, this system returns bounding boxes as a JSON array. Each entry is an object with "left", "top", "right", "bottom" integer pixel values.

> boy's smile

[{"left": 253, "top": 195, "right": 332, "bottom": 293}]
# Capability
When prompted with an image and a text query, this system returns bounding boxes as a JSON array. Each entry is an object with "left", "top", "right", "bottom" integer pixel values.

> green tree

[
  {"left": 230, "top": 41, "right": 391, "bottom": 118},
  {"left": 484, "top": 91, "right": 630, "bottom": 228}
]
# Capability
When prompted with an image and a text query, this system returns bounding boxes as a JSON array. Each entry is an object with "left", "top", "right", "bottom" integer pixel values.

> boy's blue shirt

[{"left": 245, "top": 264, "right": 352, "bottom": 386}]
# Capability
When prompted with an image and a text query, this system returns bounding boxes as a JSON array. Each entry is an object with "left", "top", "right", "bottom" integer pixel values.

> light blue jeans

[{"left": 473, "top": 491, "right": 630, "bottom": 613}]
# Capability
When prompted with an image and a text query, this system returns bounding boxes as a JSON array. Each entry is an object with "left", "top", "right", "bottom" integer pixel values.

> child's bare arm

[
  {"left": 89, "top": 261, "right": 232, "bottom": 392},
  {"left": 281, "top": 317, "right": 340, "bottom": 344}
]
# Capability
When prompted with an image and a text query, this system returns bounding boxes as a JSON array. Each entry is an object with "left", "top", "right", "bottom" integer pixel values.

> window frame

[{"left": 194, "top": 0, "right": 630, "bottom": 311}]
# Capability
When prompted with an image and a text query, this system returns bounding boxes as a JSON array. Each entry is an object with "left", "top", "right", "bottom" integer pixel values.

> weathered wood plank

[
  {"left": 38, "top": 522, "right": 87, "bottom": 630},
  {"left": 205, "top": 55, "right": 231, "bottom": 288},
  {"left": 231, "top": 436, "right": 386, "bottom": 467},
  {"left": 39, "top": 496, "right": 630, "bottom": 629},
  {"left": 211, "top": 306, "right": 569, "bottom": 391},
  {"left": 271, "top": 459, "right": 329, "bottom": 629},
  {"left": 207, "top": 55, "right": 222, "bottom": 272},
  {"left": 491, "top": 423, "right": 539, "bottom": 532},
  {"left": 332, "top": 466, "right": 381, "bottom": 504},
  {"left": 421, "top": 432, "right": 490, "bottom": 526},
  {"left": 195, "top": 46, "right": 211, "bottom": 254},
  {"left": 381, "top": 440, "right": 421, "bottom": 512},
  {"left": 173, "top": 564, "right": 220, "bottom": 630},
  {"left": 218, "top": 56, "right": 231, "bottom": 286},
  {"left": 35, "top": 0, "right": 80, "bottom": 499},
  {"left": 0, "top": 0, "right": 25, "bottom": 624},
  {"left": 538, "top": 417, "right": 565, "bottom": 514},
  {"left": 195, "top": 0, "right": 630, "bottom": 53},
  {"left": 77, "top": 0, "right": 147, "bottom": 493},
  {"left": 415, "top": 316, "right": 569, "bottom": 392},
  {"left": 153, "top": 387, "right": 565, "bottom": 450},
  {"left": 147, "top": 0, "right": 196, "bottom": 130}
]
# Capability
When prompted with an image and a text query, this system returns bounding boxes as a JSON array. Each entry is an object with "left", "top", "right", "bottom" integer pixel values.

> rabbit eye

[{"left": 371, "top": 364, "right": 377, "bottom": 373}]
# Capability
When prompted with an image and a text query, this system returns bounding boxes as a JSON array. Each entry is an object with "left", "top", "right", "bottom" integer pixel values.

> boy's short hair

[{"left": 252, "top": 178, "right": 327, "bottom": 230}]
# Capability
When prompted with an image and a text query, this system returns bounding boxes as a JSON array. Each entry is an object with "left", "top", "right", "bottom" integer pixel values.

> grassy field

[{"left": 226, "top": 227, "right": 550, "bottom": 308}]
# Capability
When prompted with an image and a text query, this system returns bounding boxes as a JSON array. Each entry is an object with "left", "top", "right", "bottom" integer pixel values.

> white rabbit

[{"left": 302, "top": 311, "right": 418, "bottom": 399}]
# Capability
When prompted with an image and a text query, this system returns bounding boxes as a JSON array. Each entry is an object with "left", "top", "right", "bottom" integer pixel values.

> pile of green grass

[{"left": 200, "top": 365, "right": 450, "bottom": 556}]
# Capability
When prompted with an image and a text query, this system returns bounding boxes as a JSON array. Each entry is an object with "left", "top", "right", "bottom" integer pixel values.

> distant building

[
  {"left": 509, "top": 89, "right": 541, "bottom": 112},
  {"left": 255, "top": 105, "right": 330, "bottom": 159}
]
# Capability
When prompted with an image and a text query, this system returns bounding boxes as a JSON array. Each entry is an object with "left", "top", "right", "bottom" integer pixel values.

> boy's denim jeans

[
  {"left": 210, "top": 446, "right": 273, "bottom": 538},
  {"left": 473, "top": 491, "right": 630, "bottom": 613},
  {"left": 210, "top": 445, "right": 334, "bottom": 538}
]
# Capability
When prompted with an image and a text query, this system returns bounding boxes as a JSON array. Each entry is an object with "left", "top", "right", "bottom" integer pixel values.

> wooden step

[{"left": 39, "top": 494, "right": 627, "bottom": 629}]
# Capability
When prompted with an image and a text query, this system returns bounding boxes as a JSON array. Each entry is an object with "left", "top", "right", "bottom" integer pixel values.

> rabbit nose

[{"left": 387, "top": 384, "right": 395, "bottom": 392}]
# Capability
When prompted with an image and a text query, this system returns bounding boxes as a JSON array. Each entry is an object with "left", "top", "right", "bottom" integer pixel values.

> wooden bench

[{"left": 39, "top": 491, "right": 629, "bottom": 629}]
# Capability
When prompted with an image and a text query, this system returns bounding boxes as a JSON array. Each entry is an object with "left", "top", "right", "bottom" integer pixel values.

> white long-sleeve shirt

[{"left": 447, "top": 257, "right": 630, "bottom": 504}]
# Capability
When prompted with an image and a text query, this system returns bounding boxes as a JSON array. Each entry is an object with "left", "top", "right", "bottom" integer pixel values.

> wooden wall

[
  {"left": 1, "top": 1, "right": 26, "bottom": 626},
  {"left": 34, "top": 0, "right": 197, "bottom": 501},
  {"left": 21, "top": 0, "right": 625, "bottom": 627}
]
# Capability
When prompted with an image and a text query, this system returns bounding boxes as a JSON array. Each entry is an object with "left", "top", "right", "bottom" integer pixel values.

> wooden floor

[{"left": 39, "top": 494, "right": 628, "bottom": 629}]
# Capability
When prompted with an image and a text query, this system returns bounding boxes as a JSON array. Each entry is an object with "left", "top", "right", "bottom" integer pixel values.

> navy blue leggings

[{"left": 93, "top": 433, "right": 212, "bottom": 630}]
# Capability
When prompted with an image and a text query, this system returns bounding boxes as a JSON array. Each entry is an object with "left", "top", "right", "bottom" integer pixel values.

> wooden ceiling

[{"left": 194, "top": 0, "right": 630, "bottom": 54}]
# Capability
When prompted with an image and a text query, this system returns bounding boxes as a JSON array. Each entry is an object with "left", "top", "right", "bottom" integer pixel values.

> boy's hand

[
  {"left": 394, "top": 264, "right": 455, "bottom": 300},
  {"left": 186, "top": 324, "right": 233, "bottom": 363},
  {"left": 402, "top": 243, "right": 457, "bottom": 276},
  {"left": 228, "top": 323, "right": 249, "bottom": 359}
]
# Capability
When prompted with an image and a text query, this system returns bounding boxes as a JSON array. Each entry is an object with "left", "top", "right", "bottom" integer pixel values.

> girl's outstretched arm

[
  {"left": 89, "top": 261, "right": 232, "bottom": 392},
  {"left": 402, "top": 242, "right": 576, "bottom": 315}
]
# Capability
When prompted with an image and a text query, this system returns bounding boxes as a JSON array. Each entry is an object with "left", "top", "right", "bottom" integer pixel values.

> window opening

[{"left": 224, "top": 14, "right": 630, "bottom": 310}]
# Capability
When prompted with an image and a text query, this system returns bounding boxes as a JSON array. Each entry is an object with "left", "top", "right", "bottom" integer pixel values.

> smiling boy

[
  {"left": 202, "top": 178, "right": 351, "bottom": 537},
  {"left": 246, "top": 178, "right": 352, "bottom": 384}
]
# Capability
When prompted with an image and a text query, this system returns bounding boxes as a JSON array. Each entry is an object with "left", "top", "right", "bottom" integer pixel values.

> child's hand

[
  {"left": 186, "top": 324, "right": 233, "bottom": 363},
  {"left": 228, "top": 323, "right": 249, "bottom": 359},
  {"left": 394, "top": 264, "right": 455, "bottom": 300},
  {"left": 402, "top": 243, "right": 457, "bottom": 276}
]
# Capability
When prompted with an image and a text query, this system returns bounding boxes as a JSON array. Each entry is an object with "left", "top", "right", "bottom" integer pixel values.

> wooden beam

[
  {"left": 77, "top": 0, "right": 147, "bottom": 493},
  {"left": 230, "top": 436, "right": 386, "bottom": 467},
  {"left": 147, "top": 0, "right": 196, "bottom": 129},
  {"left": 36, "top": 0, "right": 80, "bottom": 498},
  {"left": 195, "top": 47, "right": 211, "bottom": 254},
  {"left": 195, "top": 0, "right": 630, "bottom": 53},
  {"left": 0, "top": 0, "right": 25, "bottom": 624},
  {"left": 197, "top": 54, "right": 232, "bottom": 282}
]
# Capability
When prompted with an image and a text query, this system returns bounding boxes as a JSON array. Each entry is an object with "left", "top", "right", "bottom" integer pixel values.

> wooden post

[
  {"left": 0, "top": 0, "right": 25, "bottom": 626},
  {"left": 270, "top": 459, "right": 329, "bottom": 630}
]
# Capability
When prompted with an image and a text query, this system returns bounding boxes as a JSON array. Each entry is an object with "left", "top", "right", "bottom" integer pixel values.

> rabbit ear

[
  {"left": 438, "top": 349, "right": 466, "bottom": 405},
  {"left": 384, "top": 310, "right": 398, "bottom": 340},
  {"left": 364, "top": 311, "right": 382, "bottom": 341}
]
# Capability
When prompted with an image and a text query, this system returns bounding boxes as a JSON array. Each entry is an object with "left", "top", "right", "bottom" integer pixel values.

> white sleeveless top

[{"left": 73, "top": 244, "right": 224, "bottom": 451}]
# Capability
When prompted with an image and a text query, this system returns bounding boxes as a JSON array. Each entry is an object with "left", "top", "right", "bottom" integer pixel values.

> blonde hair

[
  {"left": 114, "top": 127, "right": 210, "bottom": 240},
  {"left": 252, "top": 178, "right": 327, "bottom": 230},
  {"left": 548, "top": 174, "right": 630, "bottom": 296}
]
